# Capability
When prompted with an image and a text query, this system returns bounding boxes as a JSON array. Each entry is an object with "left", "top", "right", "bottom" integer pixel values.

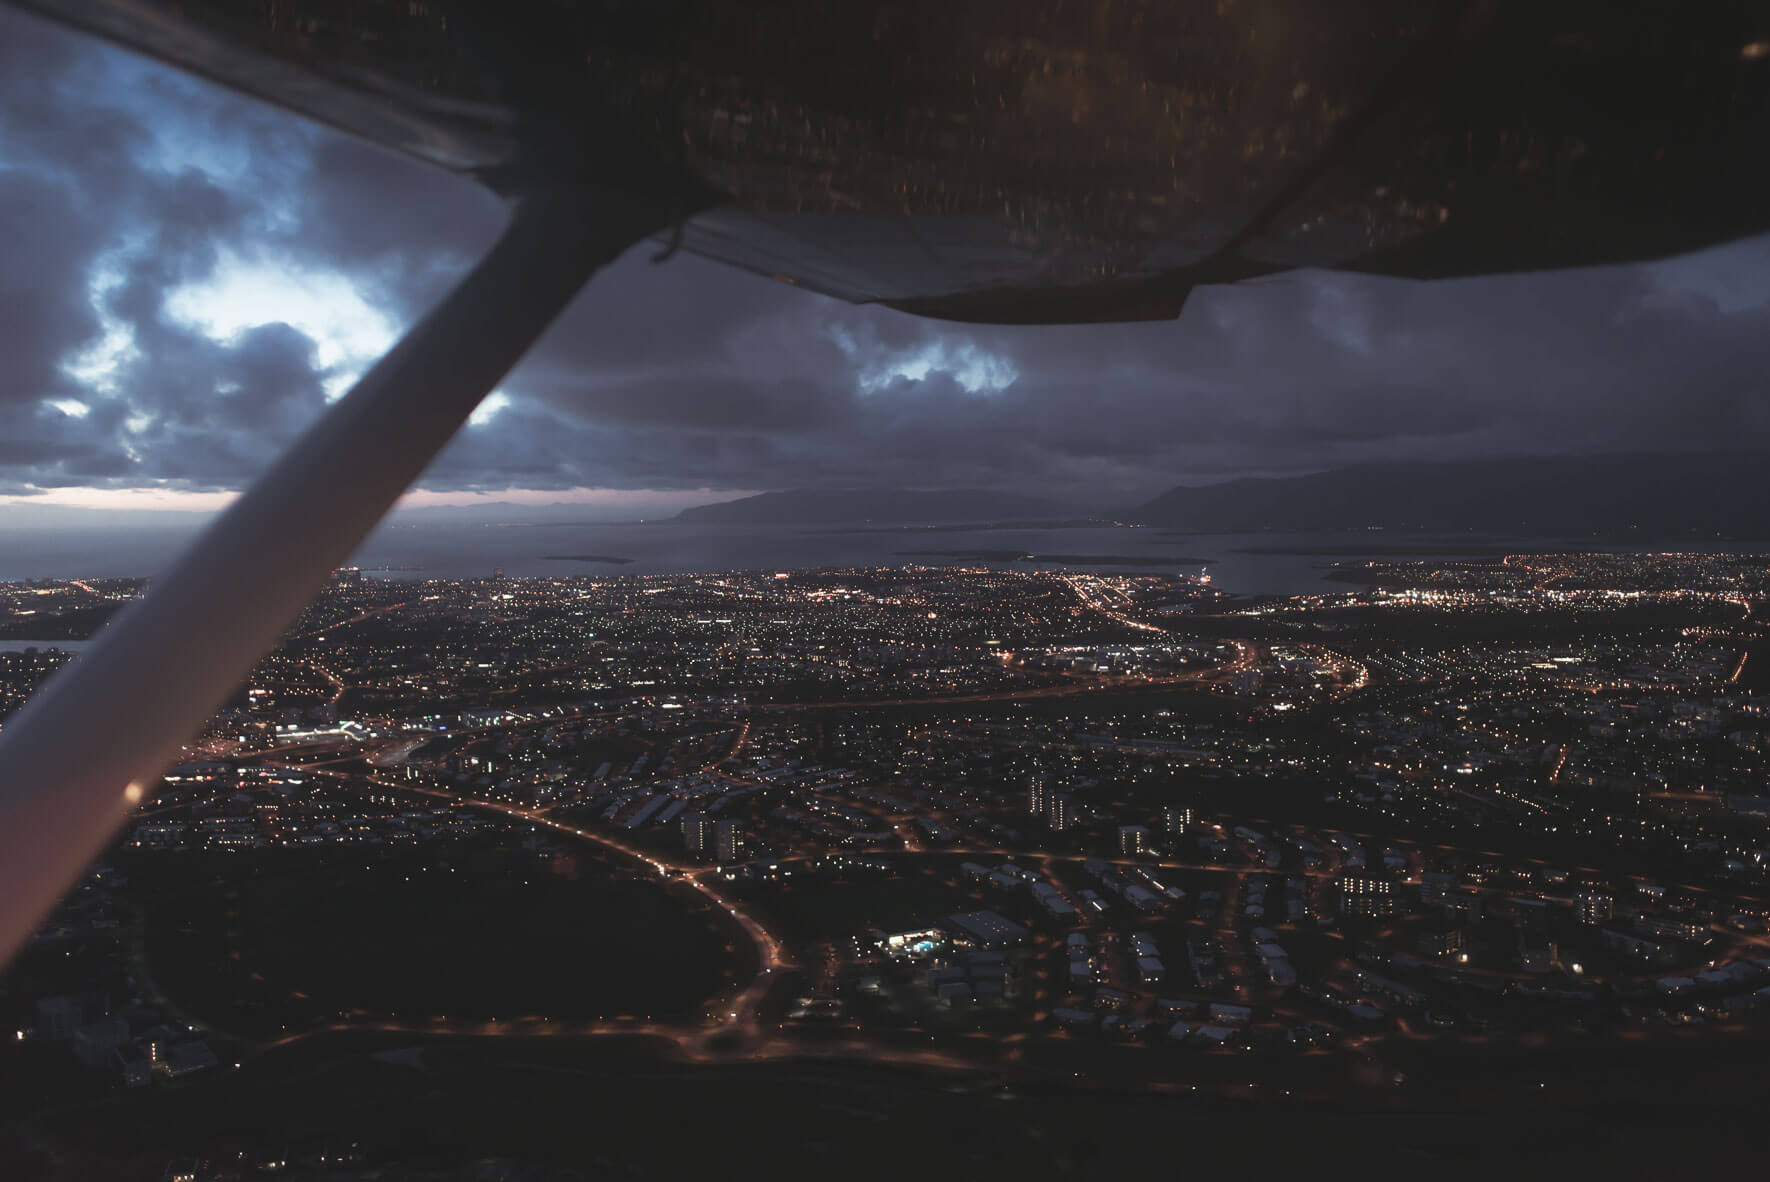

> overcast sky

[{"left": 3, "top": 9, "right": 1770, "bottom": 519}]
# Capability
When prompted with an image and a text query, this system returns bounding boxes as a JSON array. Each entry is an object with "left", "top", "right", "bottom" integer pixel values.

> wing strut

[{"left": 0, "top": 186, "right": 667, "bottom": 963}]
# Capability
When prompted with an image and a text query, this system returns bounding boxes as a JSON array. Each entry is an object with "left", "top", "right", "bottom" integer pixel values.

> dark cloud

[
  {"left": 1, "top": 6, "right": 1769, "bottom": 509},
  {"left": 0, "top": 169, "right": 106, "bottom": 405},
  {"left": 292, "top": 135, "right": 505, "bottom": 316},
  {"left": 0, "top": 438, "right": 100, "bottom": 467}
]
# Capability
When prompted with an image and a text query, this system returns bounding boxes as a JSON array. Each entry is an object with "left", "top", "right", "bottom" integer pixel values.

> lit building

[
  {"left": 1163, "top": 805, "right": 1192, "bottom": 834},
  {"left": 714, "top": 819, "right": 745, "bottom": 863},
  {"left": 1028, "top": 770, "right": 1049, "bottom": 816},
  {"left": 1338, "top": 873, "right": 1396, "bottom": 918},
  {"left": 1576, "top": 891, "right": 1615, "bottom": 925},
  {"left": 1119, "top": 825, "right": 1151, "bottom": 855},
  {"left": 681, "top": 812, "right": 714, "bottom": 856},
  {"left": 1418, "top": 927, "right": 1467, "bottom": 960},
  {"left": 945, "top": 909, "right": 1030, "bottom": 950},
  {"left": 1047, "top": 792, "right": 1075, "bottom": 832}
]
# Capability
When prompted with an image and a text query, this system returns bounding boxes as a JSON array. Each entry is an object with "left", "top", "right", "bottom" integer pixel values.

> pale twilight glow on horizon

[{"left": 0, "top": 486, "right": 756, "bottom": 516}]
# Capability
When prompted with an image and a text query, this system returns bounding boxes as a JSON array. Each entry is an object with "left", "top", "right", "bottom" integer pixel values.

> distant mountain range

[
  {"left": 666, "top": 454, "right": 1770, "bottom": 536},
  {"left": 1131, "top": 453, "right": 1770, "bottom": 537},
  {"left": 673, "top": 488, "right": 1075, "bottom": 525}
]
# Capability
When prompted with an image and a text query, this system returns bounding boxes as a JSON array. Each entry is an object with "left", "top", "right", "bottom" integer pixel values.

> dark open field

[
  {"left": 746, "top": 868, "right": 984, "bottom": 942},
  {"left": 135, "top": 836, "right": 750, "bottom": 1036}
]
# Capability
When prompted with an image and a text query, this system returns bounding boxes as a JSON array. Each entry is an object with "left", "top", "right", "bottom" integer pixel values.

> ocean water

[
  {"left": 0, "top": 638, "right": 90, "bottom": 653},
  {"left": 1, "top": 519, "right": 1764, "bottom": 599}
]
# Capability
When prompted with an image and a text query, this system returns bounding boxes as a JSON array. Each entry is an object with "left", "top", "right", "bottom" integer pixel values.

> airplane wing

[{"left": 14, "top": 0, "right": 1770, "bottom": 322}]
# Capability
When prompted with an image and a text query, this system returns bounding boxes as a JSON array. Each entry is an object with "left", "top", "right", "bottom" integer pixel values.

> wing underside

[{"left": 14, "top": 0, "right": 1770, "bottom": 323}]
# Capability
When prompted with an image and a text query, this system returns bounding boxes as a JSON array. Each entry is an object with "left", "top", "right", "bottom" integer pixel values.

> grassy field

[
  {"left": 745, "top": 863, "right": 989, "bottom": 942},
  {"left": 135, "top": 836, "right": 749, "bottom": 1036}
]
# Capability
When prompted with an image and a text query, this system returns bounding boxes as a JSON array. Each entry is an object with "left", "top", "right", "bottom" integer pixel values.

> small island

[{"left": 541, "top": 554, "right": 636, "bottom": 565}]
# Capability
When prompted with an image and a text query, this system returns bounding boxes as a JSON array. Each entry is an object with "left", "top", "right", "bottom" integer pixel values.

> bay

[{"left": 0, "top": 519, "right": 1765, "bottom": 598}]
